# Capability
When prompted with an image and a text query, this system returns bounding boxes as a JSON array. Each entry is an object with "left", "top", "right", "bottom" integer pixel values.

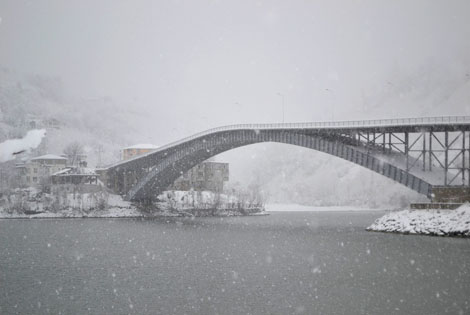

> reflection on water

[{"left": 1, "top": 211, "right": 469, "bottom": 314}]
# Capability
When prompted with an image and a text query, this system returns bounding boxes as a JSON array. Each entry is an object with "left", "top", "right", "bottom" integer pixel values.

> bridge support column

[
  {"left": 422, "top": 132, "right": 426, "bottom": 172},
  {"left": 462, "top": 131, "right": 466, "bottom": 186},
  {"left": 429, "top": 132, "right": 433, "bottom": 172},
  {"left": 444, "top": 131, "right": 449, "bottom": 185},
  {"left": 405, "top": 132, "right": 409, "bottom": 171}
]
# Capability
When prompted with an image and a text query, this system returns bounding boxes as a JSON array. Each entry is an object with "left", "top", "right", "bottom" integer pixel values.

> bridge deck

[{"left": 106, "top": 115, "right": 470, "bottom": 170}]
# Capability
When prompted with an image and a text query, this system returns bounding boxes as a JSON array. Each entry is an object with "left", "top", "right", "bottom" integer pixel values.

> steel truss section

[{"left": 357, "top": 130, "right": 470, "bottom": 187}]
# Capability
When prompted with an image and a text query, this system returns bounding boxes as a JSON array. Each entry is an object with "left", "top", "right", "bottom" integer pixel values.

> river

[{"left": 1, "top": 211, "right": 469, "bottom": 314}]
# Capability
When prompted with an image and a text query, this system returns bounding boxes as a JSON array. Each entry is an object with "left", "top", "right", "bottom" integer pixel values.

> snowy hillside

[
  {"left": 0, "top": 67, "right": 150, "bottom": 166},
  {"left": 358, "top": 61, "right": 470, "bottom": 119}
]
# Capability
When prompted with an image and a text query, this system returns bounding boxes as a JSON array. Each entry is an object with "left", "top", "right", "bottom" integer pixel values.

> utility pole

[
  {"left": 325, "top": 88, "right": 334, "bottom": 120},
  {"left": 277, "top": 93, "right": 285, "bottom": 123},
  {"left": 96, "top": 144, "right": 104, "bottom": 168}
]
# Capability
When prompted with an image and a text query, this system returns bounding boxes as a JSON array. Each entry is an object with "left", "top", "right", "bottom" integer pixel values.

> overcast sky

[{"left": 1, "top": 0, "right": 470, "bottom": 142}]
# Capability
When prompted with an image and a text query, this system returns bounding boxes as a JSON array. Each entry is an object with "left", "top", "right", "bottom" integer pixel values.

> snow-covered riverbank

[
  {"left": 367, "top": 204, "right": 470, "bottom": 237},
  {"left": 0, "top": 188, "right": 264, "bottom": 219}
]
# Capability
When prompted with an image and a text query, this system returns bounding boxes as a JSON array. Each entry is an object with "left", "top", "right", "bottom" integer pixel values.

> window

[
  {"left": 32, "top": 177, "right": 37, "bottom": 183},
  {"left": 33, "top": 168, "right": 38, "bottom": 174}
]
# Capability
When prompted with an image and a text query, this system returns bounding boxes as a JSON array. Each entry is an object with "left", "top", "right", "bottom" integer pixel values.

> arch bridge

[{"left": 102, "top": 116, "right": 470, "bottom": 202}]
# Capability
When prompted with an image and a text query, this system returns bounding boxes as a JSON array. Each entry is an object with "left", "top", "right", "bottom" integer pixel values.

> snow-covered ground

[
  {"left": 367, "top": 204, "right": 470, "bottom": 236},
  {"left": 0, "top": 189, "right": 142, "bottom": 218},
  {"left": 266, "top": 203, "right": 385, "bottom": 212},
  {"left": 0, "top": 188, "right": 263, "bottom": 219},
  {"left": 0, "top": 207, "right": 143, "bottom": 219}
]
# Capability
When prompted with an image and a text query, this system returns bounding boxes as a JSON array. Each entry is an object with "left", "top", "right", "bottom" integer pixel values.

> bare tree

[
  {"left": 247, "top": 181, "right": 266, "bottom": 208},
  {"left": 63, "top": 141, "right": 84, "bottom": 167}
]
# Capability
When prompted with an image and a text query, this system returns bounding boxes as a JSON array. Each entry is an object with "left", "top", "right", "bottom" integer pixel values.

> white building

[{"left": 16, "top": 154, "right": 68, "bottom": 187}]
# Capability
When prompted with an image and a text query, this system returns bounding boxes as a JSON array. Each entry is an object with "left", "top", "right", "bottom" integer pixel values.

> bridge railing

[{"left": 106, "top": 115, "right": 470, "bottom": 169}]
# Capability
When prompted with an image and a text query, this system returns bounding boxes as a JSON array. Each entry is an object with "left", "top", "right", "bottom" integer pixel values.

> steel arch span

[{"left": 102, "top": 116, "right": 470, "bottom": 202}]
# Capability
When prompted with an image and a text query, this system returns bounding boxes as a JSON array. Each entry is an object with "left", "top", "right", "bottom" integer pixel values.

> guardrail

[{"left": 107, "top": 115, "right": 470, "bottom": 169}]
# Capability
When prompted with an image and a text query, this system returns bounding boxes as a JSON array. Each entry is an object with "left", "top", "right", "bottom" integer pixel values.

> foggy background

[{"left": 1, "top": 0, "right": 470, "bottom": 207}]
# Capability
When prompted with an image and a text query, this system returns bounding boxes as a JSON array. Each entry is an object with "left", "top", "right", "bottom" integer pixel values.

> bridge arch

[{"left": 122, "top": 129, "right": 432, "bottom": 201}]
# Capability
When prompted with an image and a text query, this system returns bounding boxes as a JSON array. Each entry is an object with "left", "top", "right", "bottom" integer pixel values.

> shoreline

[
  {"left": 265, "top": 203, "right": 391, "bottom": 212},
  {"left": 0, "top": 203, "right": 393, "bottom": 220},
  {"left": 366, "top": 228, "right": 470, "bottom": 238},
  {"left": 0, "top": 189, "right": 266, "bottom": 220},
  {"left": 0, "top": 209, "right": 269, "bottom": 220},
  {"left": 0, "top": 205, "right": 391, "bottom": 219}
]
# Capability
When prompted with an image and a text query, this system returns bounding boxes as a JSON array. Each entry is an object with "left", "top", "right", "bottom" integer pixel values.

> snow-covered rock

[{"left": 367, "top": 204, "right": 470, "bottom": 236}]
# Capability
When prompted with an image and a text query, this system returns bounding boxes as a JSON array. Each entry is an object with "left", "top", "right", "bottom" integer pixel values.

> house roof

[
  {"left": 52, "top": 168, "right": 72, "bottom": 176},
  {"left": 31, "top": 154, "right": 67, "bottom": 160},
  {"left": 123, "top": 144, "right": 159, "bottom": 150},
  {"left": 52, "top": 167, "right": 97, "bottom": 176}
]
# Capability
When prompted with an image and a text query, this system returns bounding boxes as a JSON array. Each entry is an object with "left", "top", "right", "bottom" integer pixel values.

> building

[
  {"left": 16, "top": 154, "right": 68, "bottom": 187},
  {"left": 51, "top": 167, "right": 100, "bottom": 194},
  {"left": 171, "top": 162, "right": 229, "bottom": 193},
  {"left": 122, "top": 144, "right": 159, "bottom": 160}
]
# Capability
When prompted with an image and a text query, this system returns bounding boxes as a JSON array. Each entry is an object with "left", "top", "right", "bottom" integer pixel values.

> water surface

[{"left": 1, "top": 211, "right": 469, "bottom": 314}]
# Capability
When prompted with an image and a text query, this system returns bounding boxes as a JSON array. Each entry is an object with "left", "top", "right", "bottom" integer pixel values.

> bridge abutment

[
  {"left": 431, "top": 186, "right": 470, "bottom": 203},
  {"left": 410, "top": 186, "right": 470, "bottom": 210}
]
